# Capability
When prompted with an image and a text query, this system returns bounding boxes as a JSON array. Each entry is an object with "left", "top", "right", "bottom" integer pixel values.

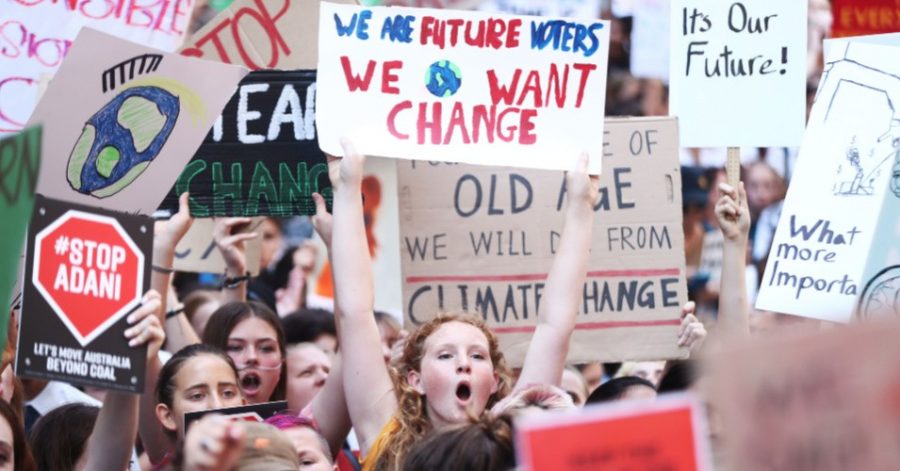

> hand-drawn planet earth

[
  {"left": 425, "top": 60, "right": 462, "bottom": 98},
  {"left": 67, "top": 86, "right": 179, "bottom": 198},
  {"left": 857, "top": 265, "right": 900, "bottom": 320}
]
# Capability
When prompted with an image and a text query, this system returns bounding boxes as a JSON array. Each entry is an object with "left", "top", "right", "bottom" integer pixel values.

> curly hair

[{"left": 373, "top": 313, "right": 513, "bottom": 471}]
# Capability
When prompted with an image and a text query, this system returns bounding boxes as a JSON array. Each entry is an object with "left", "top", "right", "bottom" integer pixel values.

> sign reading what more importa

[
  {"left": 16, "top": 196, "right": 153, "bottom": 393},
  {"left": 399, "top": 117, "right": 688, "bottom": 365},
  {"left": 316, "top": 3, "right": 610, "bottom": 173},
  {"left": 158, "top": 70, "right": 330, "bottom": 217}
]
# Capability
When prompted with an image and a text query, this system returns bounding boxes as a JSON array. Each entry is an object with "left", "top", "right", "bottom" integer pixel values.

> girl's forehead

[{"left": 424, "top": 321, "right": 490, "bottom": 349}]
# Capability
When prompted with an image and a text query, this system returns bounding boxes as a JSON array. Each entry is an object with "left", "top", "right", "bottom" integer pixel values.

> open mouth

[
  {"left": 456, "top": 383, "right": 471, "bottom": 402},
  {"left": 241, "top": 373, "right": 261, "bottom": 393}
]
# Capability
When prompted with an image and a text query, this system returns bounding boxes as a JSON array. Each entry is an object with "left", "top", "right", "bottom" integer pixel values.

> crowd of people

[{"left": 0, "top": 0, "right": 858, "bottom": 470}]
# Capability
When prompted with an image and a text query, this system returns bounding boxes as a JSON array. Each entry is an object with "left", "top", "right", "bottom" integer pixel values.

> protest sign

[
  {"left": 708, "top": 322, "right": 900, "bottom": 470},
  {"left": 158, "top": 70, "right": 330, "bottom": 217},
  {"left": 0, "top": 0, "right": 195, "bottom": 136},
  {"left": 831, "top": 0, "right": 900, "bottom": 38},
  {"left": 756, "top": 41, "right": 900, "bottom": 323},
  {"left": 173, "top": 218, "right": 264, "bottom": 275},
  {"left": 630, "top": 0, "right": 670, "bottom": 82},
  {"left": 398, "top": 117, "right": 687, "bottom": 365},
  {"left": 362, "top": 0, "right": 485, "bottom": 9},
  {"left": 477, "top": 0, "right": 602, "bottom": 18},
  {"left": 669, "top": 0, "right": 806, "bottom": 147},
  {"left": 515, "top": 394, "right": 711, "bottom": 471},
  {"left": 179, "top": 0, "right": 356, "bottom": 70},
  {"left": 16, "top": 195, "right": 153, "bottom": 392},
  {"left": 184, "top": 400, "right": 288, "bottom": 430},
  {"left": 316, "top": 3, "right": 609, "bottom": 173},
  {"left": 26, "top": 28, "right": 247, "bottom": 216},
  {"left": 0, "top": 126, "right": 42, "bottom": 353}
]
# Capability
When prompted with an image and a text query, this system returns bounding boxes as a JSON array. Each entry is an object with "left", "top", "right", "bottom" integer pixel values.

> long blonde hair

[{"left": 375, "top": 313, "right": 513, "bottom": 471}]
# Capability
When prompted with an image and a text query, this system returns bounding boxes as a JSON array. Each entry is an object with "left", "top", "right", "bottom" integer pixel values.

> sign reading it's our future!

[{"left": 316, "top": 3, "right": 609, "bottom": 173}]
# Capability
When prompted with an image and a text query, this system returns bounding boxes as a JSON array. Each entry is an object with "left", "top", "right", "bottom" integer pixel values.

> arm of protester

[
  {"left": 181, "top": 414, "right": 245, "bottom": 471},
  {"left": 152, "top": 192, "right": 192, "bottom": 323},
  {"left": 138, "top": 355, "right": 169, "bottom": 464},
  {"left": 518, "top": 154, "right": 599, "bottom": 388},
  {"left": 330, "top": 140, "right": 396, "bottom": 454},
  {"left": 307, "top": 189, "right": 353, "bottom": 458},
  {"left": 84, "top": 291, "right": 163, "bottom": 471},
  {"left": 715, "top": 182, "right": 751, "bottom": 338},
  {"left": 677, "top": 301, "right": 707, "bottom": 354},
  {"left": 214, "top": 217, "right": 258, "bottom": 304},
  {"left": 164, "top": 286, "right": 201, "bottom": 352}
]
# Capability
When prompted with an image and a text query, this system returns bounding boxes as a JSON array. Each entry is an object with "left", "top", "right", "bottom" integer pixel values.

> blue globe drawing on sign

[{"left": 425, "top": 60, "right": 462, "bottom": 98}]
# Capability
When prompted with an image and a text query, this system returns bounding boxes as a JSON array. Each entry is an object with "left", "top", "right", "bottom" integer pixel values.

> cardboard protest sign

[
  {"left": 831, "top": 0, "right": 900, "bottom": 38},
  {"left": 157, "top": 70, "right": 330, "bottom": 217},
  {"left": 630, "top": 0, "right": 670, "bottom": 82},
  {"left": 16, "top": 195, "right": 152, "bottom": 392},
  {"left": 184, "top": 400, "right": 288, "bottom": 430},
  {"left": 398, "top": 117, "right": 687, "bottom": 365},
  {"left": 669, "top": 0, "right": 806, "bottom": 147},
  {"left": 515, "top": 394, "right": 711, "bottom": 471},
  {"left": 477, "top": 0, "right": 602, "bottom": 18},
  {"left": 0, "top": 0, "right": 195, "bottom": 136},
  {"left": 179, "top": 0, "right": 356, "bottom": 70},
  {"left": 756, "top": 41, "right": 900, "bottom": 323},
  {"left": 26, "top": 28, "right": 247, "bottom": 216},
  {"left": 707, "top": 322, "right": 900, "bottom": 470},
  {"left": 173, "top": 218, "right": 264, "bottom": 275},
  {"left": 0, "top": 126, "right": 42, "bottom": 353},
  {"left": 316, "top": 4, "right": 609, "bottom": 173}
]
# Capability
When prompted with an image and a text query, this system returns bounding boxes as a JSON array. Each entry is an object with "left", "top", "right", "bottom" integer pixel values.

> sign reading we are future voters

[{"left": 316, "top": 4, "right": 610, "bottom": 173}]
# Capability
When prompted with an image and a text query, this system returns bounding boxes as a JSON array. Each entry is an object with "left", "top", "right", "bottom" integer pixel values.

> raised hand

[
  {"left": 311, "top": 192, "right": 333, "bottom": 249},
  {"left": 182, "top": 415, "right": 245, "bottom": 471},
  {"left": 565, "top": 153, "right": 601, "bottom": 208},
  {"left": 329, "top": 138, "right": 367, "bottom": 194},
  {"left": 153, "top": 192, "right": 193, "bottom": 254},
  {"left": 676, "top": 301, "right": 707, "bottom": 354},
  {"left": 715, "top": 182, "right": 751, "bottom": 243},
  {"left": 124, "top": 290, "right": 165, "bottom": 359},
  {"left": 213, "top": 217, "right": 258, "bottom": 276}
]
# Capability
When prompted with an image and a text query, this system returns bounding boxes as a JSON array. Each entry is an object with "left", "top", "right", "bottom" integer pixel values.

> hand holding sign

[
  {"left": 154, "top": 193, "right": 195, "bottom": 259},
  {"left": 714, "top": 182, "right": 750, "bottom": 243},
  {"left": 124, "top": 290, "right": 164, "bottom": 358},
  {"left": 183, "top": 414, "right": 246, "bottom": 471}
]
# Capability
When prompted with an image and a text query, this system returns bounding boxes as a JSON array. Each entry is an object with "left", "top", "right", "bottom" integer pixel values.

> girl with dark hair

[
  {"left": 0, "top": 400, "right": 34, "bottom": 471},
  {"left": 202, "top": 301, "right": 287, "bottom": 404},
  {"left": 139, "top": 343, "right": 245, "bottom": 466},
  {"left": 585, "top": 376, "right": 658, "bottom": 404}
]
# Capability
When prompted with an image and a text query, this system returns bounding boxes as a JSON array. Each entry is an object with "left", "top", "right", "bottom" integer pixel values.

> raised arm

[
  {"left": 517, "top": 154, "right": 599, "bottom": 388},
  {"left": 85, "top": 291, "right": 164, "bottom": 471},
  {"left": 715, "top": 182, "right": 751, "bottom": 337},
  {"left": 330, "top": 140, "right": 396, "bottom": 454},
  {"left": 214, "top": 218, "right": 259, "bottom": 304}
]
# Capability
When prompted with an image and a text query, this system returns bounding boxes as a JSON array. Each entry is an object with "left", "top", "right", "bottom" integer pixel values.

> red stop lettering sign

[{"left": 32, "top": 210, "right": 144, "bottom": 346}]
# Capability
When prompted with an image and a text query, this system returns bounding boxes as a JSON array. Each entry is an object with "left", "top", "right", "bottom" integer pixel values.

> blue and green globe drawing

[{"left": 425, "top": 60, "right": 462, "bottom": 98}]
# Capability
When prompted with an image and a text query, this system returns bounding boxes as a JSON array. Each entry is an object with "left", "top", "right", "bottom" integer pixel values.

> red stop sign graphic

[{"left": 32, "top": 210, "right": 144, "bottom": 346}]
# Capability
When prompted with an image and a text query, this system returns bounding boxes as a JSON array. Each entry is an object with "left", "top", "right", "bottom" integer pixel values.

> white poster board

[
  {"left": 630, "top": 0, "right": 670, "bottom": 82},
  {"left": 316, "top": 3, "right": 609, "bottom": 173},
  {"left": 478, "top": 0, "right": 602, "bottom": 19},
  {"left": 0, "top": 0, "right": 194, "bottom": 136},
  {"left": 668, "top": 0, "right": 806, "bottom": 147},
  {"left": 756, "top": 41, "right": 900, "bottom": 322}
]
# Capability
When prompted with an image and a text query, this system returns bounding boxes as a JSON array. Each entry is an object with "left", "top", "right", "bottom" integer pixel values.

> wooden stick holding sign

[{"left": 726, "top": 147, "right": 741, "bottom": 189}]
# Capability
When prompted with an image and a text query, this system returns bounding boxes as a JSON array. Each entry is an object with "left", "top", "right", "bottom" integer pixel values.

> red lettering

[
  {"left": 487, "top": 18, "right": 504, "bottom": 49},
  {"left": 472, "top": 104, "right": 496, "bottom": 143},
  {"left": 186, "top": 19, "right": 233, "bottom": 63},
  {"left": 420, "top": 16, "right": 438, "bottom": 46},
  {"left": 519, "top": 109, "right": 537, "bottom": 145},
  {"left": 572, "top": 63, "right": 597, "bottom": 108},
  {"left": 340, "top": 56, "right": 377, "bottom": 91},
  {"left": 487, "top": 69, "right": 521, "bottom": 106},
  {"left": 232, "top": 1, "right": 288, "bottom": 69},
  {"left": 443, "top": 102, "right": 470, "bottom": 144},
  {"left": 169, "top": 0, "right": 191, "bottom": 34},
  {"left": 387, "top": 101, "right": 411, "bottom": 140},
  {"left": 79, "top": 0, "right": 116, "bottom": 21},
  {"left": 417, "top": 102, "right": 442, "bottom": 145},
  {"left": 517, "top": 70, "right": 543, "bottom": 108},
  {"left": 497, "top": 107, "right": 520, "bottom": 142},
  {"left": 506, "top": 19, "right": 521, "bottom": 48},
  {"left": 0, "top": 21, "right": 24, "bottom": 59},
  {"left": 382, "top": 60, "right": 402, "bottom": 94},
  {"left": 547, "top": 63, "right": 568, "bottom": 108}
]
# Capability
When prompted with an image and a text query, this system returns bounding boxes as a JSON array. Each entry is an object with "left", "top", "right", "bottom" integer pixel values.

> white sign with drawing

[{"left": 756, "top": 40, "right": 900, "bottom": 323}]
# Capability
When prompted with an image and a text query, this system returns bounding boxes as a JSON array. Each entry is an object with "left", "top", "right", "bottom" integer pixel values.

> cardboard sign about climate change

[
  {"left": 516, "top": 394, "right": 711, "bottom": 471},
  {"left": 708, "top": 323, "right": 900, "bottom": 470},
  {"left": 173, "top": 218, "right": 264, "bottom": 276},
  {"left": 0, "top": 0, "right": 194, "bottom": 136},
  {"left": 669, "top": 0, "right": 806, "bottom": 147},
  {"left": 317, "top": 4, "right": 609, "bottom": 173},
  {"left": 16, "top": 196, "right": 153, "bottom": 392},
  {"left": 756, "top": 41, "right": 900, "bottom": 323},
  {"left": 27, "top": 28, "right": 247, "bottom": 216},
  {"left": 399, "top": 117, "right": 687, "bottom": 365},
  {"left": 179, "top": 0, "right": 357, "bottom": 69},
  {"left": 158, "top": 70, "right": 330, "bottom": 217}
]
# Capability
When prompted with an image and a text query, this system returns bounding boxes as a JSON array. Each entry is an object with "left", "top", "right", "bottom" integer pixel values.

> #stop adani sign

[
  {"left": 17, "top": 196, "right": 153, "bottom": 392},
  {"left": 33, "top": 211, "right": 144, "bottom": 345}
]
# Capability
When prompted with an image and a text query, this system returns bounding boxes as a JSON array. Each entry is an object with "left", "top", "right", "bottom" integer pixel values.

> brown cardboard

[
  {"left": 179, "top": 0, "right": 357, "bottom": 70},
  {"left": 398, "top": 117, "right": 688, "bottom": 366},
  {"left": 707, "top": 323, "right": 900, "bottom": 470},
  {"left": 173, "top": 218, "right": 263, "bottom": 275}
]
